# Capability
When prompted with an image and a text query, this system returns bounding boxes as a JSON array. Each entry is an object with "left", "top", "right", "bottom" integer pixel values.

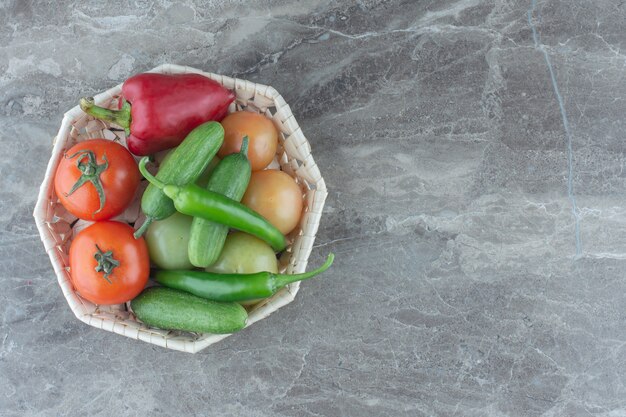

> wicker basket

[{"left": 33, "top": 64, "right": 327, "bottom": 353}]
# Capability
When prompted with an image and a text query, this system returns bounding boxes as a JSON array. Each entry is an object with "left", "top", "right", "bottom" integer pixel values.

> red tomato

[
  {"left": 54, "top": 139, "right": 140, "bottom": 220},
  {"left": 69, "top": 221, "right": 149, "bottom": 305},
  {"left": 218, "top": 111, "right": 278, "bottom": 171},
  {"left": 242, "top": 170, "right": 303, "bottom": 234}
]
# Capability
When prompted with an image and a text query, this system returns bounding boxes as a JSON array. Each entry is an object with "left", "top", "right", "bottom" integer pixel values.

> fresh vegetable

[
  {"left": 145, "top": 212, "right": 194, "bottom": 270},
  {"left": 207, "top": 232, "right": 278, "bottom": 306},
  {"left": 196, "top": 156, "right": 221, "bottom": 188},
  {"left": 69, "top": 221, "right": 149, "bottom": 305},
  {"left": 138, "top": 158, "right": 288, "bottom": 251},
  {"left": 79, "top": 73, "right": 235, "bottom": 155},
  {"left": 54, "top": 139, "right": 140, "bottom": 221},
  {"left": 155, "top": 253, "right": 334, "bottom": 302},
  {"left": 158, "top": 151, "right": 221, "bottom": 189},
  {"left": 218, "top": 111, "right": 278, "bottom": 171},
  {"left": 206, "top": 232, "right": 278, "bottom": 275},
  {"left": 189, "top": 137, "right": 252, "bottom": 267},
  {"left": 131, "top": 287, "right": 247, "bottom": 334},
  {"left": 134, "top": 122, "right": 224, "bottom": 238},
  {"left": 242, "top": 170, "right": 303, "bottom": 235}
]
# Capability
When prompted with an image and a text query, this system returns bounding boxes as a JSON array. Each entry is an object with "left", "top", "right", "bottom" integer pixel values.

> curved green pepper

[
  {"left": 138, "top": 157, "right": 287, "bottom": 252},
  {"left": 154, "top": 254, "right": 334, "bottom": 302}
]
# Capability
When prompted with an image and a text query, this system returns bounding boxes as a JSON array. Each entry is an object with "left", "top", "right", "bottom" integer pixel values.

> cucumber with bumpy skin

[
  {"left": 188, "top": 137, "right": 252, "bottom": 267},
  {"left": 134, "top": 122, "right": 224, "bottom": 238},
  {"left": 131, "top": 287, "right": 247, "bottom": 334}
]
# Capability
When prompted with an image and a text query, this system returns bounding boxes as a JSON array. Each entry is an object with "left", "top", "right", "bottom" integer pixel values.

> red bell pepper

[{"left": 79, "top": 73, "right": 235, "bottom": 155}]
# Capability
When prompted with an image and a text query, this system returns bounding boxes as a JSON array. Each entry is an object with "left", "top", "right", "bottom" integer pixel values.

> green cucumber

[
  {"left": 134, "top": 122, "right": 224, "bottom": 238},
  {"left": 159, "top": 152, "right": 221, "bottom": 188},
  {"left": 196, "top": 156, "right": 221, "bottom": 188},
  {"left": 188, "top": 137, "right": 252, "bottom": 267},
  {"left": 131, "top": 287, "right": 247, "bottom": 334}
]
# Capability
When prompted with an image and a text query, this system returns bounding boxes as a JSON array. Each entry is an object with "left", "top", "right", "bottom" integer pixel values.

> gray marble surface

[{"left": 2, "top": 0, "right": 626, "bottom": 416}]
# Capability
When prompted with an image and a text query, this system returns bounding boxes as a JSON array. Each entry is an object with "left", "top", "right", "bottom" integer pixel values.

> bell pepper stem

[
  {"left": 80, "top": 97, "right": 131, "bottom": 134},
  {"left": 273, "top": 253, "right": 335, "bottom": 289}
]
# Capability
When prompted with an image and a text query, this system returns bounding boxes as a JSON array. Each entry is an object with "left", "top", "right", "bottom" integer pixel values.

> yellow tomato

[
  {"left": 242, "top": 170, "right": 303, "bottom": 235},
  {"left": 218, "top": 111, "right": 278, "bottom": 171}
]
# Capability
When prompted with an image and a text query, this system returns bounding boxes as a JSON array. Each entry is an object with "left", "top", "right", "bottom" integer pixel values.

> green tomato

[
  {"left": 145, "top": 212, "right": 194, "bottom": 270},
  {"left": 207, "top": 232, "right": 278, "bottom": 274},
  {"left": 207, "top": 232, "right": 278, "bottom": 307}
]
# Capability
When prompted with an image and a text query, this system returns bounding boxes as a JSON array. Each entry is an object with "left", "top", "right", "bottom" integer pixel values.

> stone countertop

[{"left": 2, "top": 1, "right": 626, "bottom": 416}]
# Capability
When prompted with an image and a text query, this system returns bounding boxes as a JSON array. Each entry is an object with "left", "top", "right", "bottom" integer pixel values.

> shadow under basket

[{"left": 33, "top": 64, "right": 327, "bottom": 353}]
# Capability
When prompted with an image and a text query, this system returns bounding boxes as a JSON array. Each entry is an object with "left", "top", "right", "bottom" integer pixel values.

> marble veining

[
  {"left": 528, "top": 0, "right": 582, "bottom": 256},
  {"left": 2, "top": 0, "right": 626, "bottom": 416}
]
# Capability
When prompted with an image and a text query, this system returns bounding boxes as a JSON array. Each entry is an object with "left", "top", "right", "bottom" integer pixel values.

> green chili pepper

[
  {"left": 138, "top": 157, "right": 287, "bottom": 252},
  {"left": 154, "top": 253, "right": 334, "bottom": 302}
]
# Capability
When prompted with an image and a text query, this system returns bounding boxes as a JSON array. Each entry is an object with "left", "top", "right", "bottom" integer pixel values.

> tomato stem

[
  {"left": 64, "top": 149, "right": 108, "bottom": 217},
  {"left": 94, "top": 244, "right": 120, "bottom": 284}
]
